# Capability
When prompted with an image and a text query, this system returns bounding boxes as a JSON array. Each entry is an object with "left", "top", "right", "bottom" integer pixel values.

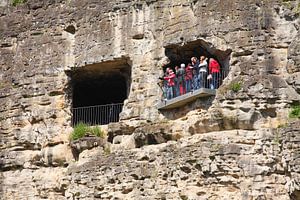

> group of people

[{"left": 159, "top": 56, "right": 222, "bottom": 100}]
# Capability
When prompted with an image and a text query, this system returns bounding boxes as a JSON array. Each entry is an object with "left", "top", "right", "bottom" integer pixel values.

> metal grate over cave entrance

[
  {"left": 72, "top": 103, "right": 123, "bottom": 126},
  {"left": 68, "top": 58, "right": 131, "bottom": 126}
]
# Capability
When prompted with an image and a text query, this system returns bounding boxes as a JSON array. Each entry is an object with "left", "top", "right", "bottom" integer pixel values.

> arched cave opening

[
  {"left": 158, "top": 39, "right": 232, "bottom": 114},
  {"left": 164, "top": 39, "right": 232, "bottom": 73},
  {"left": 68, "top": 58, "right": 131, "bottom": 126}
]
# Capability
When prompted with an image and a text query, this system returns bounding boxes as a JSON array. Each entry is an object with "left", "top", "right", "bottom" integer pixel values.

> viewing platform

[{"left": 158, "top": 88, "right": 216, "bottom": 110}]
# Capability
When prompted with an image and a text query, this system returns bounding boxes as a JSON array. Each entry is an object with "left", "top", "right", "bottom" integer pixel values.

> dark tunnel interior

[
  {"left": 69, "top": 59, "right": 131, "bottom": 126},
  {"left": 72, "top": 73, "right": 127, "bottom": 108}
]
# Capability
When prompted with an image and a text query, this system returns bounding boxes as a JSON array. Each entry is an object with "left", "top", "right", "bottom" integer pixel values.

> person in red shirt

[
  {"left": 164, "top": 68, "right": 176, "bottom": 99},
  {"left": 185, "top": 63, "right": 193, "bottom": 92},
  {"left": 208, "top": 58, "right": 221, "bottom": 89}
]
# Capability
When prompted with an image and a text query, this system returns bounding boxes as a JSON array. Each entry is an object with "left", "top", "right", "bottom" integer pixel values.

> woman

[
  {"left": 185, "top": 63, "right": 193, "bottom": 92},
  {"left": 198, "top": 56, "right": 208, "bottom": 88}
]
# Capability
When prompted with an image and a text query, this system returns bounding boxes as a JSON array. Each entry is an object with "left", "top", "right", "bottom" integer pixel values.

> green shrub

[
  {"left": 230, "top": 82, "right": 242, "bottom": 92},
  {"left": 70, "top": 122, "right": 104, "bottom": 141},
  {"left": 289, "top": 105, "right": 300, "bottom": 119},
  {"left": 12, "top": 0, "right": 26, "bottom": 6},
  {"left": 91, "top": 126, "right": 103, "bottom": 138}
]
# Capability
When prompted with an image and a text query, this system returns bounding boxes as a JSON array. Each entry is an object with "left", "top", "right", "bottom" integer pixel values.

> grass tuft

[
  {"left": 230, "top": 82, "right": 242, "bottom": 93},
  {"left": 12, "top": 0, "right": 27, "bottom": 6},
  {"left": 289, "top": 105, "right": 300, "bottom": 119},
  {"left": 70, "top": 122, "right": 104, "bottom": 141}
]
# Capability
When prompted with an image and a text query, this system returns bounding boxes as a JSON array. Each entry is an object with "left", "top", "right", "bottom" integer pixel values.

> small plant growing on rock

[
  {"left": 104, "top": 146, "right": 111, "bottom": 155},
  {"left": 277, "top": 123, "right": 287, "bottom": 128},
  {"left": 12, "top": 0, "right": 26, "bottom": 6},
  {"left": 70, "top": 122, "right": 104, "bottom": 141},
  {"left": 229, "top": 82, "right": 242, "bottom": 92},
  {"left": 289, "top": 105, "right": 300, "bottom": 119},
  {"left": 294, "top": 3, "right": 300, "bottom": 14},
  {"left": 0, "top": 81, "right": 10, "bottom": 89}
]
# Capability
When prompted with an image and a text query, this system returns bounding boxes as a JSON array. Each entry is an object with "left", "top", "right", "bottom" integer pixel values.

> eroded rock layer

[
  {"left": 65, "top": 122, "right": 300, "bottom": 200},
  {"left": 0, "top": 0, "right": 299, "bottom": 199}
]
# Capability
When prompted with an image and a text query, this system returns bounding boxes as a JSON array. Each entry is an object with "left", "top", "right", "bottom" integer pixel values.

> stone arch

[{"left": 164, "top": 39, "right": 232, "bottom": 72}]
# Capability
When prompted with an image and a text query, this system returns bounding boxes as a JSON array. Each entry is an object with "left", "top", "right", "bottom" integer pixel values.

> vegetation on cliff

[
  {"left": 70, "top": 122, "right": 104, "bottom": 141},
  {"left": 289, "top": 105, "right": 300, "bottom": 119},
  {"left": 12, "top": 0, "right": 26, "bottom": 6},
  {"left": 229, "top": 82, "right": 242, "bottom": 93}
]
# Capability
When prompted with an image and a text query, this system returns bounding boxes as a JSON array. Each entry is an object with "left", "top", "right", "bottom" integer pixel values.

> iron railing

[
  {"left": 160, "top": 70, "right": 229, "bottom": 100},
  {"left": 72, "top": 103, "right": 123, "bottom": 126}
]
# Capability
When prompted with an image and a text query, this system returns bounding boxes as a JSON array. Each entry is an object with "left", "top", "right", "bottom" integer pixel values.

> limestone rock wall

[
  {"left": 0, "top": 0, "right": 300, "bottom": 199},
  {"left": 65, "top": 122, "right": 300, "bottom": 200}
]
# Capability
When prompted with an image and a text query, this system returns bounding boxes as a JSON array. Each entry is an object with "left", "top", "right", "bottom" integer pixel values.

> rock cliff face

[{"left": 0, "top": 0, "right": 299, "bottom": 199}]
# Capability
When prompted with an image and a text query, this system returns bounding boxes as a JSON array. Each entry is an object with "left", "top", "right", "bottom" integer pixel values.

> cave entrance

[
  {"left": 158, "top": 39, "right": 232, "bottom": 110},
  {"left": 164, "top": 39, "right": 231, "bottom": 72},
  {"left": 69, "top": 58, "right": 131, "bottom": 126}
]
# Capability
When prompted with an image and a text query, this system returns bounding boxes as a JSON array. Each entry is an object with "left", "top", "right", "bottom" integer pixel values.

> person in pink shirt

[
  {"left": 164, "top": 68, "right": 176, "bottom": 99},
  {"left": 185, "top": 63, "right": 193, "bottom": 92}
]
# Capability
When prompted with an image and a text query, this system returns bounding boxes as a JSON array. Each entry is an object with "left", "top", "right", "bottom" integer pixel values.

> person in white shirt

[{"left": 198, "top": 56, "right": 208, "bottom": 88}]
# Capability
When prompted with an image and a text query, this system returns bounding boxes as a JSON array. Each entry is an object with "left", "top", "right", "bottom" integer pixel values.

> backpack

[{"left": 177, "top": 68, "right": 185, "bottom": 84}]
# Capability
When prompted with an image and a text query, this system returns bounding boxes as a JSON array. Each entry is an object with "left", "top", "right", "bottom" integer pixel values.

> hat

[{"left": 180, "top": 63, "right": 185, "bottom": 68}]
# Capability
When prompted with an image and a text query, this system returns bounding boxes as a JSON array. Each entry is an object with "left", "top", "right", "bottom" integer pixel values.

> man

[
  {"left": 158, "top": 67, "right": 169, "bottom": 100},
  {"left": 177, "top": 64, "right": 186, "bottom": 95},
  {"left": 191, "top": 57, "right": 200, "bottom": 90},
  {"left": 208, "top": 58, "right": 220, "bottom": 89},
  {"left": 174, "top": 66, "right": 180, "bottom": 97}
]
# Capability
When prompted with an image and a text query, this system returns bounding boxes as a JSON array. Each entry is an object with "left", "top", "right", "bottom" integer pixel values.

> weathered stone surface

[
  {"left": 62, "top": 122, "right": 300, "bottom": 200},
  {"left": 107, "top": 122, "right": 136, "bottom": 143},
  {"left": 70, "top": 135, "right": 106, "bottom": 160},
  {"left": 0, "top": 0, "right": 300, "bottom": 199},
  {"left": 1, "top": 167, "right": 67, "bottom": 200}
]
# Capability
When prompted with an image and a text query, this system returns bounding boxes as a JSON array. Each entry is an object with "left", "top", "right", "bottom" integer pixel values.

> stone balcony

[{"left": 158, "top": 88, "right": 216, "bottom": 110}]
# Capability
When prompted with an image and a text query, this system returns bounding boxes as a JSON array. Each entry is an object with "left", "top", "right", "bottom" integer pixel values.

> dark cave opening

[
  {"left": 72, "top": 73, "right": 127, "bottom": 107},
  {"left": 164, "top": 39, "right": 232, "bottom": 72},
  {"left": 69, "top": 58, "right": 131, "bottom": 125}
]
